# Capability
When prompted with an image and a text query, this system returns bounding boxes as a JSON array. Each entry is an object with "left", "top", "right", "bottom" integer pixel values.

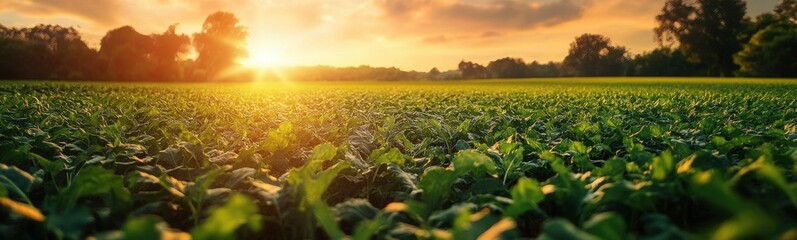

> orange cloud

[
  {"left": 3, "top": 0, "right": 125, "bottom": 25},
  {"left": 375, "top": 0, "right": 592, "bottom": 31}
]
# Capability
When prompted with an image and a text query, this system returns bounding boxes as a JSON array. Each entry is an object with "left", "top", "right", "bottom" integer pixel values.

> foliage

[
  {"left": 655, "top": 0, "right": 748, "bottom": 76},
  {"left": 562, "top": 34, "right": 628, "bottom": 77},
  {"left": 1, "top": 78, "right": 797, "bottom": 239},
  {"left": 734, "top": 23, "right": 797, "bottom": 77},
  {"left": 192, "top": 11, "right": 248, "bottom": 80}
]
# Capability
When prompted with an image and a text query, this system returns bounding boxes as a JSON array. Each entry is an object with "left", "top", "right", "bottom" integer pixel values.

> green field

[{"left": 1, "top": 78, "right": 797, "bottom": 239}]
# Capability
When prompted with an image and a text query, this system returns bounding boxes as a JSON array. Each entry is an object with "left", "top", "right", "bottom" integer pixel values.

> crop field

[{"left": 1, "top": 78, "right": 796, "bottom": 239}]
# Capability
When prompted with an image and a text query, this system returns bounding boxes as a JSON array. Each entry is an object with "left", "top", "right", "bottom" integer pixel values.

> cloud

[
  {"left": 423, "top": 35, "right": 449, "bottom": 43},
  {"left": 6, "top": 0, "right": 125, "bottom": 25},
  {"left": 374, "top": 0, "right": 592, "bottom": 32}
]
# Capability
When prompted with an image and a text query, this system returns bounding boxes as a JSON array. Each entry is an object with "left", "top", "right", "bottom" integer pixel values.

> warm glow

[
  {"left": 0, "top": 0, "right": 779, "bottom": 71},
  {"left": 241, "top": 50, "right": 282, "bottom": 67}
]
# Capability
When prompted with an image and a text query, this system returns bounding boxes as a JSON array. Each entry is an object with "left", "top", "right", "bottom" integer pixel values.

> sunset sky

[{"left": 0, "top": 0, "right": 780, "bottom": 71}]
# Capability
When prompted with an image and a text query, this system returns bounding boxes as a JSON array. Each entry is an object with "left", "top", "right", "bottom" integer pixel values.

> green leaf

[
  {"left": 452, "top": 150, "right": 497, "bottom": 177},
  {"left": 538, "top": 218, "right": 600, "bottom": 240},
  {"left": 51, "top": 166, "right": 131, "bottom": 212},
  {"left": 191, "top": 194, "right": 262, "bottom": 240},
  {"left": 121, "top": 216, "right": 164, "bottom": 240},
  {"left": 0, "top": 163, "right": 36, "bottom": 194},
  {"left": 418, "top": 167, "right": 458, "bottom": 209},
  {"left": 504, "top": 177, "right": 544, "bottom": 218},
  {"left": 45, "top": 206, "right": 94, "bottom": 240},
  {"left": 368, "top": 147, "right": 406, "bottom": 166},
  {"left": 333, "top": 198, "right": 379, "bottom": 228},
  {"left": 583, "top": 212, "right": 626, "bottom": 240},
  {"left": 303, "top": 142, "right": 339, "bottom": 173},
  {"left": 569, "top": 141, "right": 588, "bottom": 155},
  {"left": 732, "top": 154, "right": 797, "bottom": 207},
  {"left": 185, "top": 168, "right": 224, "bottom": 205},
  {"left": 541, "top": 151, "right": 571, "bottom": 176},
  {"left": 30, "top": 152, "right": 64, "bottom": 174},
  {"left": 651, "top": 151, "right": 674, "bottom": 181},
  {"left": 688, "top": 170, "right": 744, "bottom": 212},
  {"left": 304, "top": 161, "right": 351, "bottom": 204},
  {"left": 455, "top": 139, "right": 471, "bottom": 151},
  {"left": 595, "top": 158, "right": 627, "bottom": 180},
  {"left": 311, "top": 200, "right": 344, "bottom": 239}
]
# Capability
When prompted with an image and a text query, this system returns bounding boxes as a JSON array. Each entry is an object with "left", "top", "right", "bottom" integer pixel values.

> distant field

[{"left": 1, "top": 78, "right": 796, "bottom": 239}]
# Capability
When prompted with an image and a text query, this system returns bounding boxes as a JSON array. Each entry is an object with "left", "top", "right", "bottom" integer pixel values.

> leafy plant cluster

[{"left": 1, "top": 79, "right": 796, "bottom": 239}]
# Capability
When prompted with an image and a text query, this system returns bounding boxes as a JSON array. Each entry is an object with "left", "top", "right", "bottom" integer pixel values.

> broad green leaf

[
  {"left": 311, "top": 200, "right": 344, "bottom": 239},
  {"left": 453, "top": 150, "right": 497, "bottom": 177},
  {"left": 0, "top": 163, "right": 36, "bottom": 195},
  {"left": 688, "top": 171, "right": 744, "bottom": 212},
  {"left": 121, "top": 215, "right": 164, "bottom": 240},
  {"left": 304, "top": 161, "right": 351, "bottom": 204},
  {"left": 185, "top": 168, "right": 224, "bottom": 205},
  {"left": 583, "top": 212, "right": 626, "bottom": 240},
  {"left": 191, "top": 194, "right": 262, "bottom": 240},
  {"left": 651, "top": 151, "right": 674, "bottom": 181},
  {"left": 595, "top": 158, "right": 627, "bottom": 180},
  {"left": 538, "top": 218, "right": 600, "bottom": 240},
  {"left": 333, "top": 198, "right": 379, "bottom": 228},
  {"left": 303, "top": 142, "right": 339, "bottom": 173},
  {"left": 51, "top": 166, "right": 131, "bottom": 212},
  {"left": 541, "top": 151, "right": 570, "bottom": 176},
  {"left": 45, "top": 206, "right": 94, "bottom": 240},
  {"left": 369, "top": 147, "right": 406, "bottom": 166},
  {"left": 569, "top": 141, "right": 588, "bottom": 155},
  {"left": 30, "top": 152, "right": 64, "bottom": 174},
  {"left": 732, "top": 154, "right": 797, "bottom": 207},
  {"left": 418, "top": 167, "right": 458, "bottom": 208},
  {"left": 504, "top": 177, "right": 544, "bottom": 218}
]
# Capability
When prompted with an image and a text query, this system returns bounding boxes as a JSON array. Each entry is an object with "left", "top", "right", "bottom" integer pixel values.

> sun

[{"left": 241, "top": 51, "right": 282, "bottom": 67}]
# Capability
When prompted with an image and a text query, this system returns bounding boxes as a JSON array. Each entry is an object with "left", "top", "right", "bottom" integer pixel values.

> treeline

[
  {"left": 446, "top": 0, "right": 797, "bottom": 79},
  {"left": 1, "top": 11, "right": 248, "bottom": 82},
  {"left": 277, "top": 66, "right": 428, "bottom": 81},
  {"left": 1, "top": 0, "right": 797, "bottom": 81}
]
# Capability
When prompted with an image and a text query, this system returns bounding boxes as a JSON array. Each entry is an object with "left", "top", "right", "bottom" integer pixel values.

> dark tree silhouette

[
  {"left": 562, "top": 34, "right": 628, "bottom": 77},
  {"left": 428, "top": 67, "right": 441, "bottom": 80},
  {"left": 527, "top": 61, "right": 561, "bottom": 78},
  {"left": 776, "top": 0, "right": 797, "bottom": 22},
  {"left": 100, "top": 26, "right": 152, "bottom": 81},
  {"left": 629, "top": 48, "right": 697, "bottom": 76},
  {"left": 655, "top": 0, "right": 747, "bottom": 76},
  {"left": 458, "top": 61, "right": 490, "bottom": 79},
  {"left": 151, "top": 24, "right": 191, "bottom": 81},
  {"left": 0, "top": 24, "right": 97, "bottom": 80},
  {"left": 487, "top": 57, "right": 528, "bottom": 78},
  {"left": 735, "top": 22, "right": 797, "bottom": 77},
  {"left": 193, "top": 11, "right": 248, "bottom": 80}
]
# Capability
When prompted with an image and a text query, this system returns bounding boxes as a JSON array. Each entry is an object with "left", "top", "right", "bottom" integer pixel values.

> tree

[
  {"left": 428, "top": 67, "right": 440, "bottom": 80},
  {"left": 628, "top": 48, "right": 697, "bottom": 76},
  {"left": 193, "top": 11, "right": 248, "bottom": 80},
  {"left": 527, "top": 61, "right": 561, "bottom": 78},
  {"left": 151, "top": 24, "right": 191, "bottom": 81},
  {"left": 775, "top": 0, "right": 797, "bottom": 22},
  {"left": 562, "top": 34, "right": 628, "bottom": 77},
  {"left": 734, "top": 23, "right": 797, "bottom": 77},
  {"left": 457, "top": 61, "right": 490, "bottom": 79},
  {"left": 1, "top": 24, "right": 97, "bottom": 80},
  {"left": 99, "top": 26, "right": 152, "bottom": 81},
  {"left": 487, "top": 57, "right": 528, "bottom": 78},
  {"left": 655, "top": 0, "right": 747, "bottom": 76}
]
